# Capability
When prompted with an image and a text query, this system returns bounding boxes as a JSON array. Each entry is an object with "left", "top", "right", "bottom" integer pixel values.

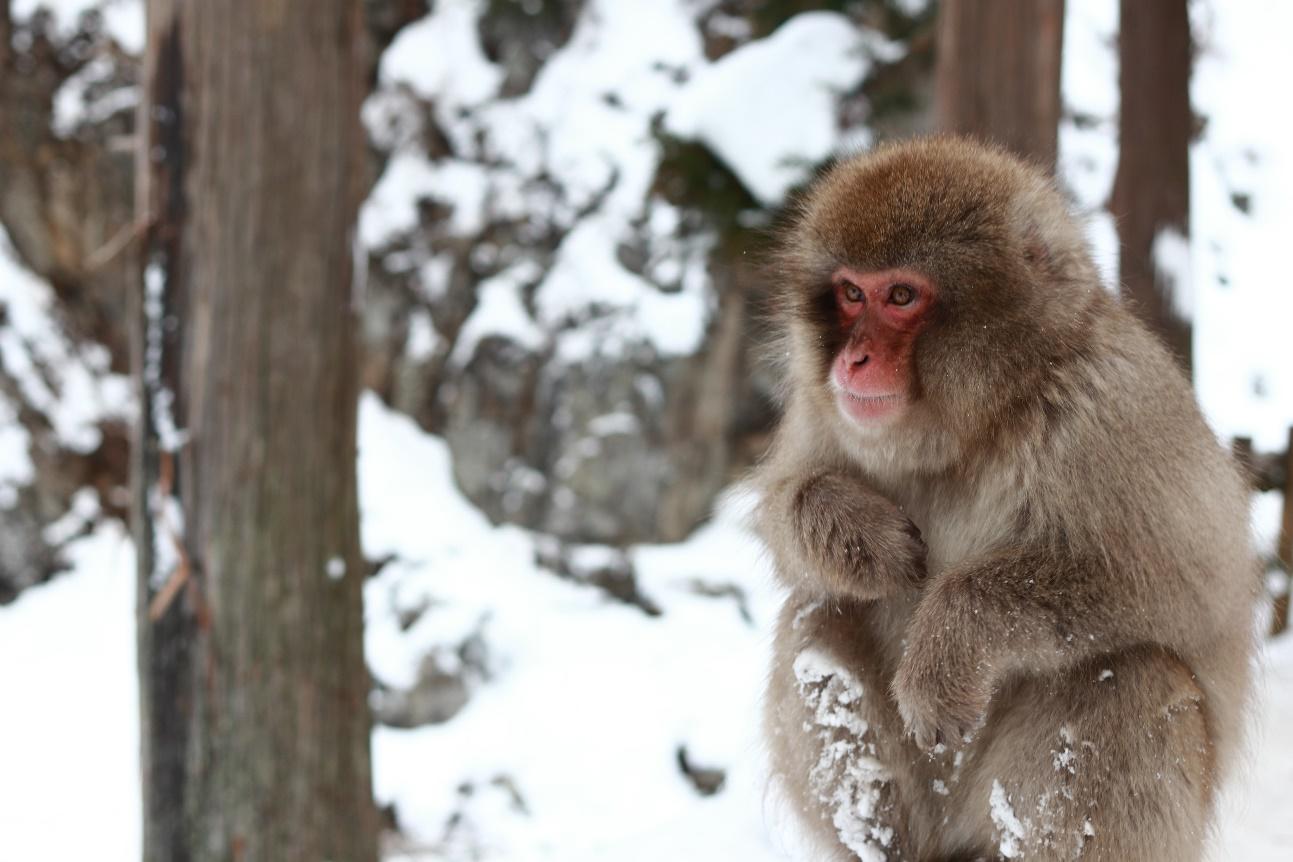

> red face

[{"left": 829, "top": 266, "right": 935, "bottom": 426}]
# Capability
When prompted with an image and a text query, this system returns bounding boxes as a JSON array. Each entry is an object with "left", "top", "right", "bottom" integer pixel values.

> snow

[
  {"left": 0, "top": 395, "right": 34, "bottom": 508},
  {"left": 0, "top": 228, "right": 133, "bottom": 454},
  {"left": 1057, "top": 0, "right": 1119, "bottom": 289},
  {"left": 0, "top": 521, "right": 139, "bottom": 861},
  {"left": 360, "top": 394, "right": 787, "bottom": 858},
  {"left": 1190, "top": 0, "right": 1293, "bottom": 451},
  {"left": 2, "top": 392, "right": 1293, "bottom": 860},
  {"left": 52, "top": 55, "right": 139, "bottom": 138},
  {"left": 667, "top": 13, "right": 897, "bottom": 205},
  {"left": 792, "top": 646, "right": 892, "bottom": 860},
  {"left": 326, "top": 556, "right": 347, "bottom": 581},
  {"left": 363, "top": 0, "right": 718, "bottom": 360},
  {"left": 12, "top": 0, "right": 144, "bottom": 53},
  {"left": 537, "top": 219, "right": 710, "bottom": 359},
  {"left": 0, "top": 395, "right": 786, "bottom": 862},
  {"left": 360, "top": 152, "right": 487, "bottom": 249},
  {"left": 405, "top": 310, "right": 443, "bottom": 363},
  {"left": 989, "top": 779, "right": 1027, "bottom": 859},
  {"left": 1211, "top": 634, "right": 1293, "bottom": 859},
  {"left": 378, "top": 0, "right": 504, "bottom": 116},
  {"left": 450, "top": 263, "right": 547, "bottom": 365},
  {"left": 1153, "top": 227, "right": 1193, "bottom": 320}
]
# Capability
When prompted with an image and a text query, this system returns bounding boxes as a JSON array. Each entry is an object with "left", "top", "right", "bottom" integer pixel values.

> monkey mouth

[{"left": 834, "top": 388, "right": 907, "bottom": 424}]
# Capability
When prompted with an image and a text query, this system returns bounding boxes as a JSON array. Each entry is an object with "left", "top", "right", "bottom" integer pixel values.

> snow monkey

[{"left": 754, "top": 137, "right": 1258, "bottom": 861}]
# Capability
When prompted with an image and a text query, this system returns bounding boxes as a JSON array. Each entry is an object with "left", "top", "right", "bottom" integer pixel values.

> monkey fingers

[
  {"left": 891, "top": 602, "right": 993, "bottom": 751},
  {"left": 789, "top": 472, "right": 928, "bottom": 601},
  {"left": 891, "top": 658, "right": 989, "bottom": 752}
]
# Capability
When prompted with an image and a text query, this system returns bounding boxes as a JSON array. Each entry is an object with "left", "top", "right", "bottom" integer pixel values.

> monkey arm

[
  {"left": 757, "top": 470, "right": 928, "bottom": 602},
  {"left": 892, "top": 546, "right": 1144, "bottom": 750}
]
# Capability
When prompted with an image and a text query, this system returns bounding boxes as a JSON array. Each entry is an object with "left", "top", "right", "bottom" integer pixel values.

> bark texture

[
  {"left": 934, "top": 0, "right": 1065, "bottom": 168},
  {"left": 1110, "top": 0, "right": 1194, "bottom": 375},
  {"left": 133, "top": 2, "right": 377, "bottom": 860}
]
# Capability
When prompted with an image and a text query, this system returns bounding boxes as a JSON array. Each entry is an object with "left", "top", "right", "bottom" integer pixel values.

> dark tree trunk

[
  {"left": 133, "top": 2, "right": 377, "bottom": 860},
  {"left": 934, "top": 0, "right": 1065, "bottom": 168},
  {"left": 0, "top": 2, "right": 10, "bottom": 71},
  {"left": 1110, "top": 0, "right": 1193, "bottom": 375}
]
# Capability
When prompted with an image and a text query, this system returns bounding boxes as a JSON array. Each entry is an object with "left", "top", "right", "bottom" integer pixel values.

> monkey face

[
  {"left": 775, "top": 137, "right": 1098, "bottom": 454},
  {"left": 827, "top": 265, "right": 935, "bottom": 427}
]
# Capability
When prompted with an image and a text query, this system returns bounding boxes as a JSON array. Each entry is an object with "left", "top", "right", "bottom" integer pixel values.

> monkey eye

[
  {"left": 889, "top": 283, "right": 916, "bottom": 306},
  {"left": 841, "top": 283, "right": 864, "bottom": 304}
]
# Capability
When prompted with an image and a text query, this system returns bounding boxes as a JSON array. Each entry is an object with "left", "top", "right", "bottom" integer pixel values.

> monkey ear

[{"left": 1020, "top": 225, "right": 1056, "bottom": 274}]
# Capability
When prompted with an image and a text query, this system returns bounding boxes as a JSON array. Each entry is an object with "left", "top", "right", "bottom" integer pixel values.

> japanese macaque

[{"left": 755, "top": 137, "right": 1258, "bottom": 861}]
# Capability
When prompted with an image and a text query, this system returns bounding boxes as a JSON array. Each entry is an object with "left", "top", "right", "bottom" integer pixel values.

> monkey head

[{"left": 774, "top": 137, "right": 1103, "bottom": 467}]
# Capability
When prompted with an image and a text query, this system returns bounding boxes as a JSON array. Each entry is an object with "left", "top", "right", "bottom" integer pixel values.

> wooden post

[
  {"left": 934, "top": 0, "right": 1065, "bottom": 168},
  {"left": 134, "top": 2, "right": 378, "bottom": 859},
  {"left": 0, "top": 1, "right": 10, "bottom": 72},
  {"left": 1110, "top": 0, "right": 1194, "bottom": 376}
]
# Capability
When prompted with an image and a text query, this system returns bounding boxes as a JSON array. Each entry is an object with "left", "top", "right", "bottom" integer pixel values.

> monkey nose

[{"left": 850, "top": 354, "right": 870, "bottom": 368}]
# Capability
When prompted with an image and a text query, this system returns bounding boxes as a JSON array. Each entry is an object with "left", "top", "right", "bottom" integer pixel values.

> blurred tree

[
  {"left": 132, "top": 1, "right": 377, "bottom": 859},
  {"left": 934, "top": 0, "right": 1065, "bottom": 168},
  {"left": 1111, "top": 0, "right": 1193, "bottom": 375},
  {"left": 0, "top": 2, "right": 9, "bottom": 70}
]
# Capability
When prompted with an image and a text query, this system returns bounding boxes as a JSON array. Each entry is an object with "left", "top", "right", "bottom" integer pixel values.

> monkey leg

[
  {"left": 937, "top": 645, "right": 1214, "bottom": 862},
  {"left": 766, "top": 595, "right": 922, "bottom": 861}
]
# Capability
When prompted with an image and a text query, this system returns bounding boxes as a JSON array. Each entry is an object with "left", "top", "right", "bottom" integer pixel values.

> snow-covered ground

[
  {"left": 361, "top": 397, "right": 786, "bottom": 860},
  {"left": 1, "top": 396, "right": 1292, "bottom": 860},
  {"left": 2, "top": 1, "right": 1293, "bottom": 860}
]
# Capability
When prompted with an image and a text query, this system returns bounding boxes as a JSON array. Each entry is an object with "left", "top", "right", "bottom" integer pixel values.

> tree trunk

[
  {"left": 1110, "top": 0, "right": 1193, "bottom": 375},
  {"left": 0, "top": 2, "right": 10, "bottom": 71},
  {"left": 133, "top": 2, "right": 377, "bottom": 860},
  {"left": 934, "top": 0, "right": 1065, "bottom": 169}
]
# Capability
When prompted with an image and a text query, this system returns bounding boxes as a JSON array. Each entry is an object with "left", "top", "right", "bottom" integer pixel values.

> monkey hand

[
  {"left": 891, "top": 593, "right": 993, "bottom": 750},
  {"left": 785, "top": 472, "right": 928, "bottom": 601}
]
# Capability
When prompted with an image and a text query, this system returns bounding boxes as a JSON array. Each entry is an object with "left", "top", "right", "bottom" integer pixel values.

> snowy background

[{"left": 1, "top": 0, "right": 1292, "bottom": 859}]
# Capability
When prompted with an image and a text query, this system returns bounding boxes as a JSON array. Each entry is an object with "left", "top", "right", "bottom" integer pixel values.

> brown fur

[{"left": 755, "top": 137, "right": 1258, "bottom": 861}]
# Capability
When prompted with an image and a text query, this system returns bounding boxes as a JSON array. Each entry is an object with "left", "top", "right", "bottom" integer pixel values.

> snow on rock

[
  {"left": 537, "top": 217, "right": 711, "bottom": 359},
  {"left": 365, "top": 0, "right": 719, "bottom": 360},
  {"left": 360, "top": 394, "right": 787, "bottom": 858},
  {"left": 450, "top": 262, "right": 548, "bottom": 365},
  {"left": 667, "top": 12, "right": 896, "bottom": 206},
  {"left": 378, "top": 0, "right": 504, "bottom": 124},
  {"left": 0, "top": 228, "right": 133, "bottom": 455},
  {"left": 0, "top": 396, "right": 34, "bottom": 510},
  {"left": 51, "top": 54, "right": 140, "bottom": 138},
  {"left": 12, "top": 0, "right": 144, "bottom": 53},
  {"left": 483, "top": 0, "right": 703, "bottom": 206},
  {"left": 362, "top": 0, "right": 897, "bottom": 364},
  {"left": 360, "top": 153, "right": 494, "bottom": 249}
]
